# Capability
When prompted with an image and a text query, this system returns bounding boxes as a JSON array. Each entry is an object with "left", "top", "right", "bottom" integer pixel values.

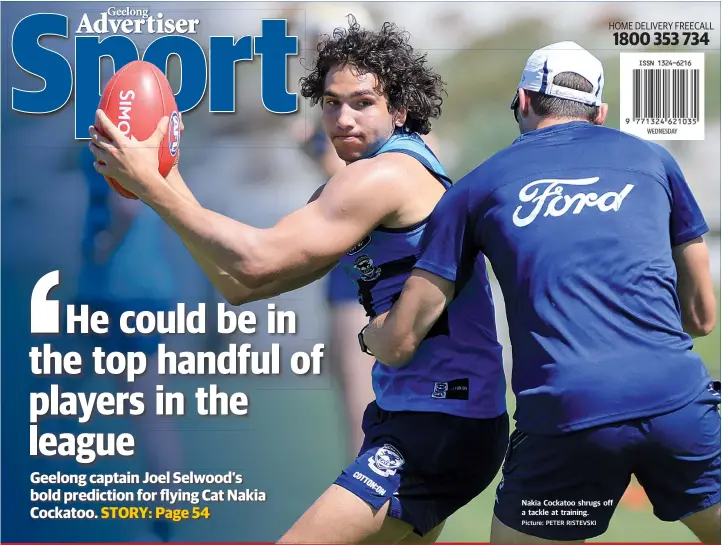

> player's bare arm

[
  {"left": 110, "top": 115, "right": 331, "bottom": 305},
  {"left": 162, "top": 170, "right": 337, "bottom": 305},
  {"left": 672, "top": 236, "right": 717, "bottom": 337},
  {"left": 214, "top": 184, "right": 341, "bottom": 299},
  {"left": 88, "top": 111, "right": 413, "bottom": 301},
  {"left": 363, "top": 269, "right": 455, "bottom": 365},
  {"left": 88, "top": 114, "right": 330, "bottom": 304}
]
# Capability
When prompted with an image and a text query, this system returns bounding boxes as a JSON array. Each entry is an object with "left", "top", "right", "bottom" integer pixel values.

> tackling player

[
  {"left": 88, "top": 18, "right": 509, "bottom": 544},
  {"left": 363, "top": 41, "right": 720, "bottom": 543}
]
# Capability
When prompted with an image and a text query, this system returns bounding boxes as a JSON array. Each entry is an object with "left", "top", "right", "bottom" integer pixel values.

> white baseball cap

[{"left": 510, "top": 41, "right": 604, "bottom": 111}]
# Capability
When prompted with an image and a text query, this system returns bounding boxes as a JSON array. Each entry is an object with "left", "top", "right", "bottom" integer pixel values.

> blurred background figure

[{"left": 74, "top": 146, "right": 184, "bottom": 543}]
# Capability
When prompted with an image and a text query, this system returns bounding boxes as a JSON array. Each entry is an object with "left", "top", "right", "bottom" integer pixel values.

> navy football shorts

[
  {"left": 334, "top": 401, "right": 509, "bottom": 536},
  {"left": 494, "top": 380, "right": 721, "bottom": 541}
]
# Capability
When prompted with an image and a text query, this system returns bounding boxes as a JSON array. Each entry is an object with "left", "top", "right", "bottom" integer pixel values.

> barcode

[
  {"left": 620, "top": 53, "right": 705, "bottom": 141},
  {"left": 632, "top": 68, "right": 700, "bottom": 121}
]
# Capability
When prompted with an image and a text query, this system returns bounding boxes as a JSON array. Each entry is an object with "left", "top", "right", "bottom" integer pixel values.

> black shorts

[
  {"left": 494, "top": 381, "right": 721, "bottom": 540},
  {"left": 334, "top": 401, "right": 509, "bottom": 535}
]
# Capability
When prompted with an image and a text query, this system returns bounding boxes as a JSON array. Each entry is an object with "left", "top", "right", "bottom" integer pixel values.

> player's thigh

[
  {"left": 278, "top": 484, "right": 412, "bottom": 544},
  {"left": 395, "top": 521, "right": 446, "bottom": 545},
  {"left": 681, "top": 503, "right": 721, "bottom": 544},
  {"left": 278, "top": 484, "right": 443, "bottom": 544},
  {"left": 634, "top": 381, "right": 720, "bottom": 533},
  {"left": 491, "top": 515, "right": 585, "bottom": 544},
  {"left": 493, "top": 426, "right": 634, "bottom": 543}
]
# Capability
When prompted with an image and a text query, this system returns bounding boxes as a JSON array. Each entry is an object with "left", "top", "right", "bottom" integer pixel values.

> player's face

[{"left": 321, "top": 64, "right": 400, "bottom": 162}]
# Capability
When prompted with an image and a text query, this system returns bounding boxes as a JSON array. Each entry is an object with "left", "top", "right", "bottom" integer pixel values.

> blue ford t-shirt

[{"left": 416, "top": 121, "right": 712, "bottom": 435}]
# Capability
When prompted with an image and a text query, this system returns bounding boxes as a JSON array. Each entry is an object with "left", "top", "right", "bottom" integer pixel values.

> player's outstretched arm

[
  {"left": 88, "top": 111, "right": 400, "bottom": 302},
  {"left": 672, "top": 236, "right": 717, "bottom": 337},
  {"left": 140, "top": 118, "right": 334, "bottom": 304},
  {"left": 163, "top": 169, "right": 338, "bottom": 305},
  {"left": 137, "top": 161, "right": 394, "bottom": 289},
  {"left": 363, "top": 269, "right": 454, "bottom": 366}
]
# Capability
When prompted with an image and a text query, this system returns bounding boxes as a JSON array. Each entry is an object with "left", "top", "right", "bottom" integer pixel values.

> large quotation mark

[{"left": 30, "top": 270, "right": 61, "bottom": 334}]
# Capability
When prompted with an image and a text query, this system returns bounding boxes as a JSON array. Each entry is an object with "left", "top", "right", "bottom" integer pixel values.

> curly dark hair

[{"left": 299, "top": 16, "right": 446, "bottom": 135}]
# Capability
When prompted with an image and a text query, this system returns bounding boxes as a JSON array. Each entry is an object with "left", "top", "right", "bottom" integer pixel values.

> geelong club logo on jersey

[
  {"left": 367, "top": 444, "right": 405, "bottom": 478},
  {"left": 512, "top": 177, "right": 635, "bottom": 227},
  {"left": 354, "top": 255, "right": 382, "bottom": 282}
]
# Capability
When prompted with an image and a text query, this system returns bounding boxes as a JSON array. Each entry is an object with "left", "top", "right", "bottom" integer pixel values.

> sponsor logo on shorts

[
  {"left": 353, "top": 471, "right": 386, "bottom": 496},
  {"left": 367, "top": 444, "right": 405, "bottom": 478}
]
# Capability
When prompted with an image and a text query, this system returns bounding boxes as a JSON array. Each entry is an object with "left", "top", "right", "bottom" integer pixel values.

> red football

[{"left": 96, "top": 60, "right": 181, "bottom": 199}]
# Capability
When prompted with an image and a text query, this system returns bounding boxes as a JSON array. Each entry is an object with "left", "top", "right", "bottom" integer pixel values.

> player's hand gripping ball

[{"left": 96, "top": 60, "right": 181, "bottom": 199}]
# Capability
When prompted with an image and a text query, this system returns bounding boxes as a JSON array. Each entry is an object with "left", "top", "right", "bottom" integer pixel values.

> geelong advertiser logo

[
  {"left": 74, "top": 8, "right": 200, "bottom": 35},
  {"left": 11, "top": 9, "right": 300, "bottom": 138}
]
